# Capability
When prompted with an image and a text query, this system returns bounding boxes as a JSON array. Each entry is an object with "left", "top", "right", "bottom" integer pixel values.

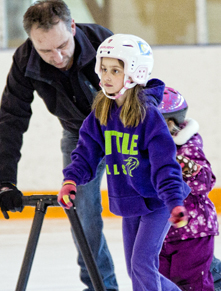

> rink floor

[{"left": 1, "top": 215, "right": 221, "bottom": 291}]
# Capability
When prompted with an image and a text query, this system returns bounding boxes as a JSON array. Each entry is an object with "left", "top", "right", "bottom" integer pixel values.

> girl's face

[{"left": 101, "top": 57, "right": 125, "bottom": 97}]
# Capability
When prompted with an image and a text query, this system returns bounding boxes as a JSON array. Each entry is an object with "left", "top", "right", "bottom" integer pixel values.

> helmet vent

[
  {"left": 99, "top": 50, "right": 111, "bottom": 54},
  {"left": 123, "top": 44, "right": 133, "bottom": 47}
]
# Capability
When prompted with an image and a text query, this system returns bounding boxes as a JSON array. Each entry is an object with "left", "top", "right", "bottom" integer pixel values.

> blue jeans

[
  {"left": 61, "top": 129, "right": 118, "bottom": 291},
  {"left": 211, "top": 255, "right": 221, "bottom": 291}
]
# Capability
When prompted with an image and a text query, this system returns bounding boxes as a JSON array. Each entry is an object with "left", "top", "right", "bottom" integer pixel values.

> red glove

[
  {"left": 169, "top": 206, "right": 188, "bottom": 228},
  {"left": 57, "top": 180, "right": 76, "bottom": 209}
]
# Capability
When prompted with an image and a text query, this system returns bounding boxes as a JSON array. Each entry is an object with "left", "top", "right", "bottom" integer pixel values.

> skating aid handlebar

[
  {"left": 22, "top": 194, "right": 59, "bottom": 207},
  {"left": 15, "top": 194, "right": 106, "bottom": 291}
]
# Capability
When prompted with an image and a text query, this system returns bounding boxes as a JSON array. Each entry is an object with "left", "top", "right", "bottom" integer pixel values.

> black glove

[{"left": 0, "top": 183, "right": 24, "bottom": 219}]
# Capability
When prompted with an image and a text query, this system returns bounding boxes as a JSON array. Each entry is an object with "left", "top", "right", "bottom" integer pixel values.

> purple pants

[
  {"left": 159, "top": 236, "right": 214, "bottom": 291},
  {"left": 122, "top": 207, "right": 182, "bottom": 291}
]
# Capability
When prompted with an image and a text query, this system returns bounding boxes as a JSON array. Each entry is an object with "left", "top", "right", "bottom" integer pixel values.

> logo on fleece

[
  {"left": 122, "top": 157, "right": 139, "bottom": 177},
  {"left": 105, "top": 130, "right": 140, "bottom": 176}
]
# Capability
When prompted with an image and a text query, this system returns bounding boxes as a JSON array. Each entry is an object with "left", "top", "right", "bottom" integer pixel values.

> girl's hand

[
  {"left": 169, "top": 206, "right": 188, "bottom": 228},
  {"left": 57, "top": 180, "right": 76, "bottom": 209}
]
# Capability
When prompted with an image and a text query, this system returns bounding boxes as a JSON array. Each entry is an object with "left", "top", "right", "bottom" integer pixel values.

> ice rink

[{"left": 1, "top": 215, "right": 221, "bottom": 291}]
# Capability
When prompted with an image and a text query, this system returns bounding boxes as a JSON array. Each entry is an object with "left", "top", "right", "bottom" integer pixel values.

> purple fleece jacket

[
  {"left": 63, "top": 79, "right": 191, "bottom": 217},
  {"left": 164, "top": 119, "right": 219, "bottom": 241}
]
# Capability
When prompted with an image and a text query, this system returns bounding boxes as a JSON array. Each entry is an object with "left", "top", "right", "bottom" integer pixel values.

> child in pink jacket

[{"left": 158, "top": 87, "right": 219, "bottom": 291}]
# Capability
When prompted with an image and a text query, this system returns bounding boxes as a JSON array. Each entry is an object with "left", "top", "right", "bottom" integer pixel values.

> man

[{"left": 0, "top": 1, "right": 118, "bottom": 290}]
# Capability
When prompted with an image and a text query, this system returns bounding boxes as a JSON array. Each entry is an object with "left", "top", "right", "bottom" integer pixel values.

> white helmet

[{"left": 95, "top": 34, "right": 154, "bottom": 99}]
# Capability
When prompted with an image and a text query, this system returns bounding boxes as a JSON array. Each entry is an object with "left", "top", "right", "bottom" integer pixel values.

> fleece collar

[
  {"left": 138, "top": 78, "right": 165, "bottom": 106},
  {"left": 173, "top": 118, "right": 199, "bottom": 145}
]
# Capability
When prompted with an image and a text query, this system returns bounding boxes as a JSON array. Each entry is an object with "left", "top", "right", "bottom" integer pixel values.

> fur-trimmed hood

[{"left": 173, "top": 118, "right": 199, "bottom": 146}]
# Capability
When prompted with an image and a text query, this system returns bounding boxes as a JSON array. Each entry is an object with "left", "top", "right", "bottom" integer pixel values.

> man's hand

[
  {"left": 169, "top": 206, "right": 188, "bottom": 228},
  {"left": 0, "top": 183, "right": 24, "bottom": 219},
  {"left": 57, "top": 180, "right": 77, "bottom": 209}
]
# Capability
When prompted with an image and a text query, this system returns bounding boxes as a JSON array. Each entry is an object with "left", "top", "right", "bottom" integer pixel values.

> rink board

[{"left": 0, "top": 188, "right": 220, "bottom": 219}]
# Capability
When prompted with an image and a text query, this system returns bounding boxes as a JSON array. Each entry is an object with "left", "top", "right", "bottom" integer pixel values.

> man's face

[{"left": 30, "top": 19, "right": 76, "bottom": 70}]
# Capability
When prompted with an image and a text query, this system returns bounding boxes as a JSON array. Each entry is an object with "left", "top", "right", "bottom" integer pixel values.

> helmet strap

[{"left": 100, "top": 75, "right": 136, "bottom": 100}]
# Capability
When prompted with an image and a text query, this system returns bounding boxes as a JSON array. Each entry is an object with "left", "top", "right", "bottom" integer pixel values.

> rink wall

[
  {"left": 0, "top": 45, "right": 221, "bottom": 219},
  {"left": 0, "top": 189, "right": 220, "bottom": 219}
]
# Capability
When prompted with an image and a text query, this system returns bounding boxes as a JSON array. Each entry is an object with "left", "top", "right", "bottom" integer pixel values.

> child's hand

[
  {"left": 57, "top": 180, "right": 76, "bottom": 209},
  {"left": 176, "top": 155, "right": 202, "bottom": 177},
  {"left": 169, "top": 206, "right": 188, "bottom": 228}
]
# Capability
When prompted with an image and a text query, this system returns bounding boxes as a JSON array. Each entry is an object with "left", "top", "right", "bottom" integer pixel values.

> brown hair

[
  {"left": 23, "top": 0, "right": 72, "bottom": 36},
  {"left": 92, "top": 85, "right": 146, "bottom": 127},
  {"left": 165, "top": 118, "right": 180, "bottom": 135}
]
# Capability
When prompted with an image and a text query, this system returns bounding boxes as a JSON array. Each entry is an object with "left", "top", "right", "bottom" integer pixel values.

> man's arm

[
  {"left": 0, "top": 44, "right": 34, "bottom": 183},
  {"left": 0, "top": 43, "right": 34, "bottom": 218}
]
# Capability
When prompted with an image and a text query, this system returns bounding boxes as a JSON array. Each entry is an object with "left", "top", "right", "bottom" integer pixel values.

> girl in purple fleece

[
  {"left": 58, "top": 34, "right": 190, "bottom": 291},
  {"left": 158, "top": 87, "right": 219, "bottom": 291}
]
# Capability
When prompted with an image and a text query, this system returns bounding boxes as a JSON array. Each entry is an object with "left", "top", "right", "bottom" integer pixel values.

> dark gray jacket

[{"left": 0, "top": 23, "right": 113, "bottom": 184}]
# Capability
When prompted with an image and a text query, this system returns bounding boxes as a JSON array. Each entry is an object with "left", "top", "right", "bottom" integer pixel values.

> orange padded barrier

[{"left": 0, "top": 188, "right": 220, "bottom": 219}]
